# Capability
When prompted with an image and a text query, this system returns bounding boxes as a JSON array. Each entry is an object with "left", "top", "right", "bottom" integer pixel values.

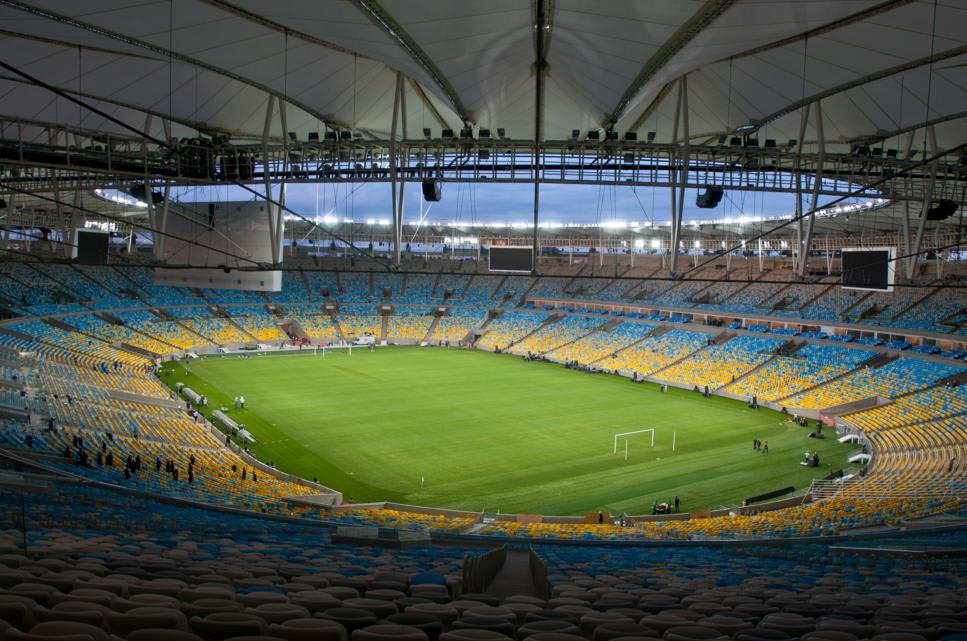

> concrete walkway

[{"left": 485, "top": 547, "right": 537, "bottom": 599}]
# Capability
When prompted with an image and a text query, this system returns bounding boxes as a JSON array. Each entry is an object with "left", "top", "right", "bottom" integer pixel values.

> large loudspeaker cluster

[
  {"left": 422, "top": 180, "right": 442, "bottom": 202},
  {"left": 696, "top": 186, "right": 724, "bottom": 209},
  {"left": 926, "top": 199, "right": 958, "bottom": 221}
]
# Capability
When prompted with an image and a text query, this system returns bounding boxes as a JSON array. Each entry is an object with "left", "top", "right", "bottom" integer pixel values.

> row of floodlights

[{"left": 281, "top": 129, "right": 917, "bottom": 159}]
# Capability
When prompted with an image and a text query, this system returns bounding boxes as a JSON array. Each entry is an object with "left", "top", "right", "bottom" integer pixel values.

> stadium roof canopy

[
  {"left": 1, "top": 0, "right": 965, "bottom": 148},
  {"left": 1, "top": 0, "right": 967, "bottom": 268}
]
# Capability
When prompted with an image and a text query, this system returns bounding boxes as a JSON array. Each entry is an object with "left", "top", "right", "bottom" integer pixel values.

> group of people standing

[{"left": 753, "top": 439, "right": 769, "bottom": 453}]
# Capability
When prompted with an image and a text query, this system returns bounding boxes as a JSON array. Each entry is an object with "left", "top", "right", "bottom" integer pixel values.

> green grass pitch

[{"left": 162, "top": 346, "right": 852, "bottom": 516}]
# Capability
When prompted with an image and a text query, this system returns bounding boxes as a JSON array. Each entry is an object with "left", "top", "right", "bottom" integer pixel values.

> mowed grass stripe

[{"left": 166, "top": 346, "right": 851, "bottom": 515}]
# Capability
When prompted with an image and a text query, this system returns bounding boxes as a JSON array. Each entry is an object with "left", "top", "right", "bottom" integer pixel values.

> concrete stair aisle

[
  {"left": 649, "top": 331, "right": 726, "bottom": 378},
  {"left": 546, "top": 317, "right": 621, "bottom": 358},
  {"left": 758, "top": 281, "right": 795, "bottom": 311},
  {"left": 109, "top": 265, "right": 152, "bottom": 300},
  {"left": 484, "top": 548, "right": 538, "bottom": 600},
  {"left": 329, "top": 313, "right": 347, "bottom": 342},
  {"left": 430, "top": 272, "right": 443, "bottom": 297},
  {"left": 299, "top": 270, "right": 312, "bottom": 296},
  {"left": 586, "top": 323, "right": 667, "bottom": 366},
  {"left": 24, "top": 263, "right": 82, "bottom": 301},
  {"left": 562, "top": 264, "right": 589, "bottom": 293},
  {"left": 380, "top": 314, "right": 390, "bottom": 342},
  {"left": 421, "top": 314, "right": 442, "bottom": 343},
  {"left": 490, "top": 275, "right": 508, "bottom": 300},
  {"left": 506, "top": 313, "right": 563, "bottom": 350},
  {"left": 219, "top": 307, "right": 260, "bottom": 343},
  {"left": 517, "top": 278, "right": 540, "bottom": 307},
  {"left": 96, "top": 312, "right": 180, "bottom": 353},
  {"left": 838, "top": 290, "right": 875, "bottom": 319},
  {"left": 890, "top": 283, "right": 942, "bottom": 322},
  {"left": 454, "top": 273, "right": 474, "bottom": 301},
  {"left": 796, "top": 280, "right": 838, "bottom": 314},
  {"left": 151, "top": 309, "right": 219, "bottom": 348},
  {"left": 279, "top": 320, "right": 308, "bottom": 342},
  {"left": 69, "top": 264, "right": 124, "bottom": 302}
]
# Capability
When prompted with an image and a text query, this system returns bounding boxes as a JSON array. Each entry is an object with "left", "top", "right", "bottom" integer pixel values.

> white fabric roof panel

[{"left": 0, "top": 0, "right": 964, "bottom": 150}]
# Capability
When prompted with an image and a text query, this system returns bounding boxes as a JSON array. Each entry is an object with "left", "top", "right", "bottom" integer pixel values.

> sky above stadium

[{"left": 172, "top": 182, "right": 845, "bottom": 227}]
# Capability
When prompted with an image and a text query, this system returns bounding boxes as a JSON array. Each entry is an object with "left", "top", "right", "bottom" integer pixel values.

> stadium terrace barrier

[
  {"left": 744, "top": 486, "right": 796, "bottom": 506},
  {"left": 370, "top": 501, "right": 483, "bottom": 522},
  {"left": 463, "top": 545, "right": 507, "bottom": 593},
  {"left": 118, "top": 341, "right": 160, "bottom": 359},
  {"left": 529, "top": 546, "right": 550, "bottom": 599},
  {"left": 108, "top": 389, "right": 182, "bottom": 410},
  {"left": 821, "top": 396, "right": 891, "bottom": 417}
]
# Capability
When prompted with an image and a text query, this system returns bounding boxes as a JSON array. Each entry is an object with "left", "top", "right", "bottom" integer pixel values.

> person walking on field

[{"left": 763, "top": 440, "right": 769, "bottom": 454}]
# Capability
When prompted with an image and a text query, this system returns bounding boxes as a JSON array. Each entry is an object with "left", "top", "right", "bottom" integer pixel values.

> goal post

[{"left": 613, "top": 428, "right": 655, "bottom": 455}]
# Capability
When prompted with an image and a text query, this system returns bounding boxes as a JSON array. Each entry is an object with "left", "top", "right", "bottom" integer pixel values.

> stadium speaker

[
  {"left": 422, "top": 180, "right": 442, "bottom": 202},
  {"left": 696, "top": 186, "right": 724, "bottom": 209},
  {"left": 926, "top": 199, "right": 958, "bottom": 221}
]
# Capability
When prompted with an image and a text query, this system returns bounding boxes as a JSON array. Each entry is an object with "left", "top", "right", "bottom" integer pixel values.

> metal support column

[
  {"left": 669, "top": 76, "right": 689, "bottom": 275},
  {"left": 261, "top": 95, "right": 282, "bottom": 265},
  {"left": 154, "top": 180, "right": 171, "bottom": 261},
  {"left": 389, "top": 71, "right": 404, "bottom": 267},
  {"left": 908, "top": 126, "right": 938, "bottom": 280},
  {"left": 397, "top": 75, "right": 407, "bottom": 265},
  {"left": 798, "top": 101, "right": 824, "bottom": 276},
  {"left": 276, "top": 101, "right": 288, "bottom": 261},
  {"left": 793, "top": 103, "right": 810, "bottom": 274}
]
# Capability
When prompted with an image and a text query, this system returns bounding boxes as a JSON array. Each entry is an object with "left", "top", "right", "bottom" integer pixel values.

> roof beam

[
  {"left": 407, "top": 78, "right": 449, "bottom": 130},
  {"left": 746, "top": 43, "right": 967, "bottom": 134},
  {"left": 0, "top": 0, "right": 353, "bottom": 132},
  {"left": 533, "top": 0, "right": 552, "bottom": 143},
  {"left": 602, "top": 0, "right": 737, "bottom": 131},
  {"left": 350, "top": 0, "right": 472, "bottom": 125},
  {"left": 847, "top": 109, "right": 967, "bottom": 146},
  {"left": 722, "top": 0, "right": 915, "bottom": 62},
  {"left": 0, "top": 28, "right": 162, "bottom": 61},
  {"left": 196, "top": 0, "right": 371, "bottom": 59},
  {"left": 625, "top": 81, "right": 675, "bottom": 134},
  {"left": 0, "top": 73, "right": 214, "bottom": 136}
]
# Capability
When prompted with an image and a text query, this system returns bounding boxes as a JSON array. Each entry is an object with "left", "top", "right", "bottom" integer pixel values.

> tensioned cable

[
  {"left": 0, "top": 182, "right": 263, "bottom": 268},
  {"left": 0, "top": 57, "right": 396, "bottom": 272},
  {"left": 678, "top": 137, "right": 967, "bottom": 278}
]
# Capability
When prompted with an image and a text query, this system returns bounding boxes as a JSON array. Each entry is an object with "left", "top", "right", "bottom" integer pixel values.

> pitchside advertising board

[
  {"left": 154, "top": 202, "right": 281, "bottom": 291},
  {"left": 489, "top": 246, "right": 534, "bottom": 273},
  {"left": 841, "top": 247, "right": 895, "bottom": 292}
]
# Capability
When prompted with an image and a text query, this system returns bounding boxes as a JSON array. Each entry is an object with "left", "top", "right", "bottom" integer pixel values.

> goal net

[{"left": 613, "top": 428, "right": 655, "bottom": 460}]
